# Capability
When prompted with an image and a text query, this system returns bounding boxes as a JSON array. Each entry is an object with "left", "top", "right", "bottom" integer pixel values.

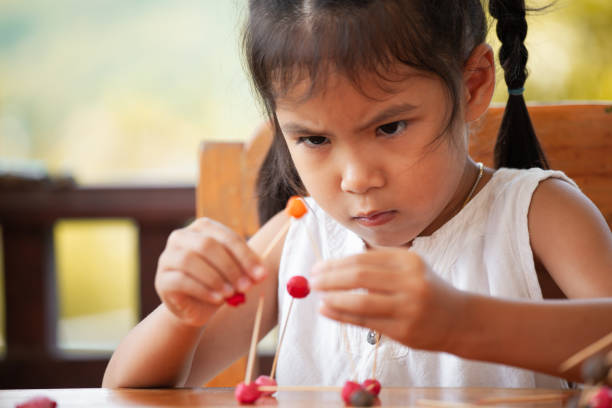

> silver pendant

[{"left": 367, "top": 329, "right": 380, "bottom": 345}]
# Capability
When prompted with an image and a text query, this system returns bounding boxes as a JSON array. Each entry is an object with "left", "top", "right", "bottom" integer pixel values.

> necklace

[
  {"left": 366, "top": 163, "right": 485, "bottom": 346},
  {"left": 462, "top": 162, "right": 484, "bottom": 209}
]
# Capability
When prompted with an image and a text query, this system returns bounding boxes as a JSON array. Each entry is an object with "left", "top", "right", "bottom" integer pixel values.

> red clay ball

[
  {"left": 16, "top": 396, "right": 57, "bottom": 408},
  {"left": 362, "top": 379, "right": 381, "bottom": 396},
  {"left": 235, "top": 381, "right": 261, "bottom": 404},
  {"left": 287, "top": 275, "right": 310, "bottom": 298},
  {"left": 589, "top": 387, "right": 612, "bottom": 408},
  {"left": 226, "top": 292, "right": 246, "bottom": 306},
  {"left": 255, "top": 375, "right": 277, "bottom": 397},
  {"left": 341, "top": 380, "right": 363, "bottom": 404}
]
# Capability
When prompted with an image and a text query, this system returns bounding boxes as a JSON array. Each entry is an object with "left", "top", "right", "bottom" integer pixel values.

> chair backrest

[{"left": 197, "top": 103, "right": 612, "bottom": 386}]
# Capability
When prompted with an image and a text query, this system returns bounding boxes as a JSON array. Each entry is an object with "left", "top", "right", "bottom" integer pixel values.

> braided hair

[{"left": 489, "top": 0, "right": 550, "bottom": 169}]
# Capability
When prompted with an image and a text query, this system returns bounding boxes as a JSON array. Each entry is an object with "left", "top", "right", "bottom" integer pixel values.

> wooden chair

[
  {"left": 196, "top": 103, "right": 612, "bottom": 386},
  {"left": 197, "top": 124, "right": 271, "bottom": 386}
]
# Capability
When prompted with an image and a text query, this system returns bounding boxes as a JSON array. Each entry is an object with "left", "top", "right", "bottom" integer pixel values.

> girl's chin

[{"left": 360, "top": 232, "right": 415, "bottom": 249}]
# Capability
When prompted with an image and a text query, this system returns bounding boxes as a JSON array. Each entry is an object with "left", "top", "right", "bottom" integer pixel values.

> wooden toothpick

[
  {"left": 261, "top": 217, "right": 292, "bottom": 259},
  {"left": 258, "top": 385, "right": 341, "bottom": 392},
  {"left": 559, "top": 331, "right": 612, "bottom": 372},
  {"left": 475, "top": 392, "right": 572, "bottom": 405},
  {"left": 244, "top": 295, "right": 265, "bottom": 384},
  {"left": 267, "top": 197, "right": 322, "bottom": 380},
  {"left": 269, "top": 297, "right": 295, "bottom": 379},
  {"left": 416, "top": 399, "right": 479, "bottom": 408},
  {"left": 342, "top": 324, "right": 358, "bottom": 381},
  {"left": 242, "top": 218, "right": 292, "bottom": 384}
]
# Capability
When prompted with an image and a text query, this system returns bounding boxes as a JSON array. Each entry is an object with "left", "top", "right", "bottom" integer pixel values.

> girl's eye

[
  {"left": 298, "top": 136, "right": 329, "bottom": 147},
  {"left": 377, "top": 120, "right": 407, "bottom": 136}
]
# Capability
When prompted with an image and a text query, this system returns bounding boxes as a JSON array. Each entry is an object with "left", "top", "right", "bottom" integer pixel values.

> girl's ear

[{"left": 463, "top": 43, "right": 495, "bottom": 122}]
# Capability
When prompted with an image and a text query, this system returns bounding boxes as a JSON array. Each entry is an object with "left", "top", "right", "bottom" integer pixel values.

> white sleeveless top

[{"left": 275, "top": 168, "right": 576, "bottom": 388}]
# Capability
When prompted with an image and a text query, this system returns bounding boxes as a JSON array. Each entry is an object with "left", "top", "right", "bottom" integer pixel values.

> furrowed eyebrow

[
  {"left": 281, "top": 123, "right": 328, "bottom": 136},
  {"left": 280, "top": 102, "right": 418, "bottom": 137},
  {"left": 355, "top": 102, "right": 418, "bottom": 133}
]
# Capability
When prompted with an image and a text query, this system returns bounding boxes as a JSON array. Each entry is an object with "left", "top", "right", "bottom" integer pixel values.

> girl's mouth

[{"left": 352, "top": 210, "right": 397, "bottom": 227}]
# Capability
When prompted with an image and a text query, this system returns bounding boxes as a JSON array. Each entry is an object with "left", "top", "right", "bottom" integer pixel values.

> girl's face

[{"left": 276, "top": 68, "right": 471, "bottom": 247}]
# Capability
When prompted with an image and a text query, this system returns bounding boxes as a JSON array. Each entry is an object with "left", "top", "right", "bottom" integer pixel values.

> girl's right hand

[{"left": 155, "top": 217, "right": 267, "bottom": 327}]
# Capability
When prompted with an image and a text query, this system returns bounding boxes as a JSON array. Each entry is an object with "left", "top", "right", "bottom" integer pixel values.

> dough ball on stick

[
  {"left": 234, "top": 382, "right": 261, "bottom": 404},
  {"left": 350, "top": 388, "right": 376, "bottom": 407},
  {"left": 286, "top": 195, "right": 307, "bottom": 218},
  {"left": 226, "top": 196, "right": 308, "bottom": 306},
  {"left": 225, "top": 292, "right": 246, "bottom": 307},
  {"left": 362, "top": 378, "right": 381, "bottom": 396},
  {"left": 287, "top": 275, "right": 310, "bottom": 298},
  {"left": 588, "top": 387, "right": 612, "bottom": 408},
  {"left": 341, "top": 381, "right": 364, "bottom": 404},
  {"left": 255, "top": 375, "right": 277, "bottom": 397}
]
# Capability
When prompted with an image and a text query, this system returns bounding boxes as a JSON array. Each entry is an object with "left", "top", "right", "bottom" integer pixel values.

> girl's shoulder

[
  {"left": 486, "top": 167, "right": 577, "bottom": 195},
  {"left": 526, "top": 170, "right": 612, "bottom": 298},
  {"left": 477, "top": 167, "right": 579, "bottom": 215},
  {"left": 455, "top": 167, "right": 576, "bottom": 229}
]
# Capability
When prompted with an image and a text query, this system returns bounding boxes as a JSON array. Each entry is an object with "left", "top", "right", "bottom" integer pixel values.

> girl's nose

[{"left": 340, "top": 156, "right": 385, "bottom": 194}]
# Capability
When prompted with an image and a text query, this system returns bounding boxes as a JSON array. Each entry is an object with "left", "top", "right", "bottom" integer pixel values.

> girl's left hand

[{"left": 310, "top": 249, "right": 466, "bottom": 352}]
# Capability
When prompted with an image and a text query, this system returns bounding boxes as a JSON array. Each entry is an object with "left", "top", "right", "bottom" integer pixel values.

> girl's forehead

[{"left": 274, "top": 65, "right": 437, "bottom": 108}]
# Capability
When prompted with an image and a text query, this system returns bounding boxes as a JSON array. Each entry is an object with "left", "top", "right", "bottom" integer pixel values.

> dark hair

[
  {"left": 244, "top": 0, "right": 549, "bottom": 224},
  {"left": 488, "top": 1, "right": 549, "bottom": 170}
]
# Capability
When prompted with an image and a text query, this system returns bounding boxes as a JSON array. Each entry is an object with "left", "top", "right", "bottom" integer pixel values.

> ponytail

[
  {"left": 255, "top": 116, "right": 306, "bottom": 225},
  {"left": 488, "top": 0, "right": 549, "bottom": 169}
]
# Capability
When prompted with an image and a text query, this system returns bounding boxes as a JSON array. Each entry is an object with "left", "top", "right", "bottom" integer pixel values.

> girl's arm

[
  {"left": 449, "top": 177, "right": 612, "bottom": 380},
  {"left": 450, "top": 294, "right": 612, "bottom": 382},
  {"left": 468, "top": 177, "right": 612, "bottom": 379},
  {"left": 528, "top": 178, "right": 612, "bottom": 299},
  {"left": 312, "top": 178, "right": 612, "bottom": 382},
  {"left": 102, "top": 211, "right": 288, "bottom": 388}
]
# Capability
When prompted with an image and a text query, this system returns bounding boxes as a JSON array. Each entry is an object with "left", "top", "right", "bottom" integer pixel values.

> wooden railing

[{"left": 0, "top": 184, "right": 195, "bottom": 388}]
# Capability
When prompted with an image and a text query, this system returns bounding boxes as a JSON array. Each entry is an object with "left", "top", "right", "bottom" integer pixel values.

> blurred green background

[{"left": 0, "top": 0, "right": 611, "bottom": 353}]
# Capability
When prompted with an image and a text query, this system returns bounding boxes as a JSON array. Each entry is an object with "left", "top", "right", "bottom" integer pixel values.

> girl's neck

[{"left": 418, "top": 159, "right": 491, "bottom": 238}]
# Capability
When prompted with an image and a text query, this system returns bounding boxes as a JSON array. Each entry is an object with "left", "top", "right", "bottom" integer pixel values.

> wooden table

[{"left": 0, "top": 387, "right": 576, "bottom": 407}]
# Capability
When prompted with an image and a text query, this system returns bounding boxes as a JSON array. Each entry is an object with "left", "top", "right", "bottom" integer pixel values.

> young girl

[{"left": 103, "top": 0, "right": 612, "bottom": 389}]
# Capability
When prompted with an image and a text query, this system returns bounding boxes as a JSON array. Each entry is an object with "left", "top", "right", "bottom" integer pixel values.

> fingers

[
  {"left": 164, "top": 293, "right": 217, "bottom": 327},
  {"left": 156, "top": 270, "right": 225, "bottom": 327},
  {"left": 191, "top": 218, "right": 265, "bottom": 281},
  {"left": 161, "top": 218, "right": 266, "bottom": 293},
  {"left": 311, "top": 263, "right": 398, "bottom": 293},
  {"left": 311, "top": 250, "right": 425, "bottom": 293},
  {"left": 156, "top": 217, "right": 270, "bottom": 325},
  {"left": 318, "top": 301, "right": 397, "bottom": 335},
  {"left": 157, "top": 269, "right": 226, "bottom": 306},
  {"left": 310, "top": 249, "right": 429, "bottom": 343},
  {"left": 320, "top": 291, "right": 400, "bottom": 318},
  {"left": 316, "top": 249, "right": 423, "bottom": 272},
  {"left": 159, "top": 244, "right": 233, "bottom": 297},
  {"left": 182, "top": 232, "right": 252, "bottom": 292}
]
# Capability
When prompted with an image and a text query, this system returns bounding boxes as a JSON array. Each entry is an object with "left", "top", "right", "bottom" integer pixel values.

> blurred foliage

[
  {"left": 54, "top": 219, "right": 138, "bottom": 318},
  {"left": 0, "top": 0, "right": 610, "bottom": 184},
  {"left": 0, "top": 0, "right": 261, "bottom": 184},
  {"left": 489, "top": 0, "right": 612, "bottom": 102}
]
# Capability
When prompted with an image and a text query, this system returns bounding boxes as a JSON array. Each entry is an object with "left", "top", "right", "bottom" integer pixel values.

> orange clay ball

[{"left": 285, "top": 196, "right": 307, "bottom": 218}]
